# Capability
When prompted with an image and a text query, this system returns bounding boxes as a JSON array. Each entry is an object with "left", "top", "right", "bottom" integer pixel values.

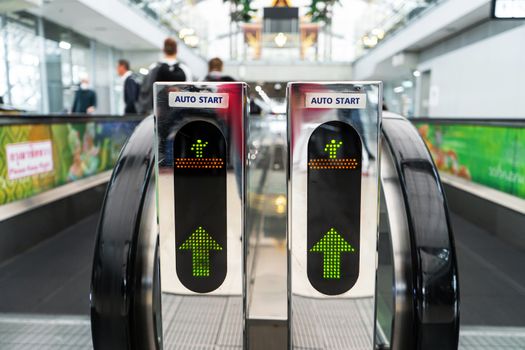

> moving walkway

[{"left": 91, "top": 87, "right": 459, "bottom": 349}]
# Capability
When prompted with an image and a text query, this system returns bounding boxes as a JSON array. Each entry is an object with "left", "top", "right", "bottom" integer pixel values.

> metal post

[
  {"left": 2, "top": 15, "right": 12, "bottom": 105},
  {"left": 287, "top": 82, "right": 382, "bottom": 350},
  {"left": 108, "top": 47, "right": 116, "bottom": 114},
  {"left": 155, "top": 82, "right": 247, "bottom": 349},
  {"left": 37, "top": 16, "right": 49, "bottom": 114}
]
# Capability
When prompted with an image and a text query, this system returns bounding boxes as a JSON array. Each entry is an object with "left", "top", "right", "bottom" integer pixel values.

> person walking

[
  {"left": 136, "top": 38, "right": 192, "bottom": 114},
  {"left": 203, "top": 57, "right": 235, "bottom": 82},
  {"left": 117, "top": 59, "right": 140, "bottom": 114},
  {"left": 72, "top": 76, "right": 96, "bottom": 114}
]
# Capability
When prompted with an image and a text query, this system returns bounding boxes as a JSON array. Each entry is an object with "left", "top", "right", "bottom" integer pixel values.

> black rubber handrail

[
  {"left": 409, "top": 117, "right": 525, "bottom": 127},
  {"left": 90, "top": 115, "right": 155, "bottom": 350},
  {"left": 0, "top": 114, "right": 146, "bottom": 125},
  {"left": 382, "top": 115, "right": 460, "bottom": 350}
]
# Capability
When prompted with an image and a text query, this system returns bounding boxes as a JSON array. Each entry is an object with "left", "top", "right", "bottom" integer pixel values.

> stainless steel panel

[
  {"left": 288, "top": 82, "right": 382, "bottom": 349},
  {"left": 378, "top": 141, "right": 416, "bottom": 350},
  {"left": 155, "top": 82, "right": 247, "bottom": 348},
  {"left": 245, "top": 112, "right": 288, "bottom": 349}
]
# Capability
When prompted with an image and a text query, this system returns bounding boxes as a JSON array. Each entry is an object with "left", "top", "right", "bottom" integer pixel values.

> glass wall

[
  {"left": 0, "top": 11, "right": 121, "bottom": 114},
  {"left": 92, "top": 41, "right": 117, "bottom": 116},
  {"left": 354, "top": 0, "right": 441, "bottom": 58},
  {"left": 0, "top": 16, "right": 6, "bottom": 104},
  {"left": 383, "top": 76, "right": 416, "bottom": 117},
  {"left": 4, "top": 12, "right": 42, "bottom": 112},
  {"left": 42, "top": 19, "right": 93, "bottom": 113},
  {"left": 0, "top": 117, "right": 140, "bottom": 205}
]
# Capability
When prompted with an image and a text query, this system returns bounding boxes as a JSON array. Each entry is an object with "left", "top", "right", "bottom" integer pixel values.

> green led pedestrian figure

[
  {"left": 191, "top": 139, "right": 208, "bottom": 158},
  {"left": 324, "top": 139, "right": 343, "bottom": 159}
]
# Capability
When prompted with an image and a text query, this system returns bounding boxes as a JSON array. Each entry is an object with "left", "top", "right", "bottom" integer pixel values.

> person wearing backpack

[
  {"left": 203, "top": 57, "right": 235, "bottom": 82},
  {"left": 136, "top": 37, "right": 192, "bottom": 114}
]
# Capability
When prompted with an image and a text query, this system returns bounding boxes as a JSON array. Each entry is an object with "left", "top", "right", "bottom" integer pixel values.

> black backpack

[
  {"left": 204, "top": 74, "right": 235, "bottom": 82},
  {"left": 155, "top": 62, "right": 186, "bottom": 82}
]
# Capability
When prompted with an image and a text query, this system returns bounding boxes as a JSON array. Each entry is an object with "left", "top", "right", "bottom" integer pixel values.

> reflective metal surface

[
  {"left": 245, "top": 113, "right": 288, "bottom": 349},
  {"left": 288, "top": 82, "right": 382, "bottom": 349},
  {"left": 0, "top": 171, "right": 111, "bottom": 222},
  {"left": 155, "top": 82, "right": 247, "bottom": 347},
  {"left": 377, "top": 133, "right": 416, "bottom": 350},
  {"left": 380, "top": 112, "right": 460, "bottom": 350},
  {"left": 133, "top": 172, "right": 162, "bottom": 349}
]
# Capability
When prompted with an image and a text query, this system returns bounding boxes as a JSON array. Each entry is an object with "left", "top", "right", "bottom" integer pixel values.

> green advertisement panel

[
  {"left": 0, "top": 120, "right": 138, "bottom": 206},
  {"left": 415, "top": 123, "right": 525, "bottom": 199}
]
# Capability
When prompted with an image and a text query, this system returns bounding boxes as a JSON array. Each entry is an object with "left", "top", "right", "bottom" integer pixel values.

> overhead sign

[
  {"left": 6, "top": 140, "right": 54, "bottom": 180},
  {"left": 173, "top": 120, "right": 227, "bottom": 293},
  {"left": 169, "top": 92, "right": 229, "bottom": 108},
  {"left": 305, "top": 93, "right": 366, "bottom": 109},
  {"left": 492, "top": 0, "right": 525, "bottom": 19},
  {"left": 307, "top": 121, "right": 362, "bottom": 295}
]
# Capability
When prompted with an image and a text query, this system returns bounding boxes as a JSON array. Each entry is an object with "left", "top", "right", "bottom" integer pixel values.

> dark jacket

[
  {"left": 123, "top": 74, "right": 140, "bottom": 114},
  {"left": 136, "top": 60, "right": 191, "bottom": 115},
  {"left": 72, "top": 88, "right": 96, "bottom": 113},
  {"left": 204, "top": 72, "right": 235, "bottom": 82}
]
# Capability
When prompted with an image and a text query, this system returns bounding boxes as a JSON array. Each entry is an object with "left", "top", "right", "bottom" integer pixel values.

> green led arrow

[
  {"left": 324, "top": 139, "right": 343, "bottom": 159},
  {"left": 190, "top": 139, "right": 208, "bottom": 158},
  {"left": 310, "top": 228, "right": 355, "bottom": 279},
  {"left": 179, "top": 226, "right": 222, "bottom": 277}
]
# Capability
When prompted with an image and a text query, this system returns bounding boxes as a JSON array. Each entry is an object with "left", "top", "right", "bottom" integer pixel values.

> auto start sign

[
  {"left": 6, "top": 140, "right": 54, "bottom": 180},
  {"left": 169, "top": 92, "right": 229, "bottom": 109},
  {"left": 305, "top": 93, "right": 367, "bottom": 109}
]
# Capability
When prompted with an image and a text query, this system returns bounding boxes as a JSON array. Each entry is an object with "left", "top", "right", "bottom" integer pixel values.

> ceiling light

[
  {"left": 184, "top": 35, "right": 199, "bottom": 47},
  {"left": 139, "top": 68, "right": 149, "bottom": 75},
  {"left": 362, "top": 35, "right": 378, "bottom": 48},
  {"left": 493, "top": 0, "right": 525, "bottom": 19},
  {"left": 413, "top": 70, "right": 421, "bottom": 77},
  {"left": 179, "top": 28, "right": 195, "bottom": 39},
  {"left": 274, "top": 32, "right": 287, "bottom": 48},
  {"left": 59, "top": 41, "right": 71, "bottom": 50},
  {"left": 371, "top": 28, "right": 385, "bottom": 40},
  {"left": 393, "top": 86, "right": 404, "bottom": 94}
]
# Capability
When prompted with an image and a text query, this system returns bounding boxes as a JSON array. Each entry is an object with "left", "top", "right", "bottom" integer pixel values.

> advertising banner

[
  {"left": 416, "top": 123, "right": 525, "bottom": 199},
  {"left": 6, "top": 140, "right": 54, "bottom": 180},
  {"left": 0, "top": 120, "right": 138, "bottom": 206}
]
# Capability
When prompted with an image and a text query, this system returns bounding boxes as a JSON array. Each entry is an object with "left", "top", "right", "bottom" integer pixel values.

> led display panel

[
  {"left": 173, "top": 120, "right": 227, "bottom": 293},
  {"left": 307, "top": 121, "right": 362, "bottom": 295}
]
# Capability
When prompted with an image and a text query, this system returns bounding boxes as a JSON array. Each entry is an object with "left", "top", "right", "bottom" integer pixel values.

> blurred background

[{"left": 2, "top": 0, "right": 523, "bottom": 118}]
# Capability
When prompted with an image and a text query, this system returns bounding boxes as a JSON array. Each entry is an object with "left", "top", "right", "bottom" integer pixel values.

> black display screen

[
  {"left": 173, "top": 120, "right": 227, "bottom": 293},
  {"left": 307, "top": 121, "right": 362, "bottom": 295}
]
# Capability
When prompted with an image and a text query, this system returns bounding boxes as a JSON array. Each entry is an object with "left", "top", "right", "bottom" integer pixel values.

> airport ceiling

[
  {"left": 138, "top": 0, "right": 428, "bottom": 60},
  {"left": 20, "top": 0, "right": 431, "bottom": 59},
  {"left": 137, "top": 0, "right": 427, "bottom": 35}
]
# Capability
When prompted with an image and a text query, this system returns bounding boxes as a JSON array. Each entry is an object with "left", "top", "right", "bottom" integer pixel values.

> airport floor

[
  {"left": 0, "top": 213, "right": 98, "bottom": 315},
  {"left": 1, "top": 211, "right": 525, "bottom": 348},
  {"left": 452, "top": 213, "right": 525, "bottom": 327}
]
